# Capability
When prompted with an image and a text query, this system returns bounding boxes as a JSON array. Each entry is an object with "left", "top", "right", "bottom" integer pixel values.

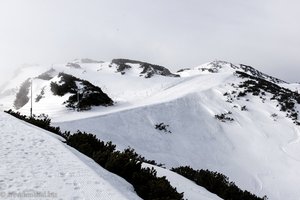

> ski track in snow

[
  {"left": 281, "top": 126, "right": 300, "bottom": 162},
  {"left": 0, "top": 112, "right": 141, "bottom": 200},
  {"left": 254, "top": 174, "right": 263, "bottom": 192}
]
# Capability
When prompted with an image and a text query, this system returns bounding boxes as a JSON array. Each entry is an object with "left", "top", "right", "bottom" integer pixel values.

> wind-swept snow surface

[{"left": 0, "top": 112, "right": 141, "bottom": 200}]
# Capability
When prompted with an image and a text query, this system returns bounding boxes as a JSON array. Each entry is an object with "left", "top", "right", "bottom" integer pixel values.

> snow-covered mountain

[{"left": 1, "top": 59, "right": 300, "bottom": 199}]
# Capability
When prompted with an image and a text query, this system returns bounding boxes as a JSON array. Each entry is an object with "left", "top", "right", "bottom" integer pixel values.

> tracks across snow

[
  {"left": 0, "top": 112, "right": 141, "bottom": 200},
  {"left": 281, "top": 126, "right": 300, "bottom": 162}
]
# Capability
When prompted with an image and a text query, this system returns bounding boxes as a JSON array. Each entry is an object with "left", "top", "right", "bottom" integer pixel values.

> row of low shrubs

[
  {"left": 172, "top": 166, "right": 267, "bottom": 200},
  {"left": 215, "top": 112, "right": 234, "bottom": 122},
  {"left": 5, "top": 109, "right": 183, "bottom": 200},
  {"left": 5, "top": 109, "right": 69, "bottom": 139},
  {"left": 67, "top": 131, "right": 182, "bottom": 200}
]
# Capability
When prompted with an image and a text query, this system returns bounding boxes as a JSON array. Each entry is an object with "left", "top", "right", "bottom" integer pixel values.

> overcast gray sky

[{"left": 0, "top": 0, "right": 299, "bottom": 83}]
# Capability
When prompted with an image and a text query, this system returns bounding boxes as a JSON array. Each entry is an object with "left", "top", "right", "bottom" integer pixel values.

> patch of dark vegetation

[
  {"left": 155, "top": 123, "right": 172, "bottom": 133},
  {"left": 239, "top": 64, "right": 285, "bottom": 84},
  {"left": 200, "top": 60, "right": 284, "bottom": 84},
  {"left": 50, "top": 73, "right": 113, "bottom": 111},
  {"left": 50, "top": 73, "right": 77, "bottom": 96},
  {"left": 215, "top": 111, "right": 234, "bottom": 122},
  {"left": 111, "top": 59, "right": 180, "bottom": 78},
  {"left": 67, "top": 132, "right": 183, "bottom": 200},
  {"left": 241, "top": 105, "right": 248, "bottom": 111},
  {"left": 35, "top": 87, "right": 45, "bottom": 102},
  {"left": 66, "top": 62, "right": 81, "bottom": 69},
  {"left": 237, "top": 91, "right": 247, "bottom": 97},
  {"left": 236, "top": 71, "right": 300, "bottom": 125},
  {"left": 4, "top": 109, "right": 69, "bottom": 139},
  {"left": 14, "top": 78, "right": 31, "bottom": 109},
  {"left": 223, "top": 92, "right": 234, "bottom": 103},
  {"left": 270, "top": 113, "right": 279, "bottom": 121},
  {"left": 36, "top": 68, "right": 56, "bottom": 80},
  {"left": 176, "top": 68, "right": 190, "bottom": 73},
  {"left": 66, "top": 132, "right": 181, "bottom": 200},
  {"left": 5, "top": 110, "right": 183, "bottom": 200},
  {"left": 172, "top": 166, "right": 267, "bottom": 200}
]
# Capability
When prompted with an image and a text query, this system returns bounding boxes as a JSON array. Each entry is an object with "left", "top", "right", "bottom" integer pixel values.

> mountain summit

[{"left": 178, "top": 60, "right": 285, "bottom": 83}]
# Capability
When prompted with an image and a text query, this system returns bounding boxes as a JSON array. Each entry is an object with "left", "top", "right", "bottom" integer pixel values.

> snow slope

[
  {"left": 1, "top": 59, "right": 300, "bottom": 199},
  {"left": 57, "top": 79, "right": 300, "bottom": 200},
  {"left": 0, "top": 111, "right": 141, "bottom": 200}
]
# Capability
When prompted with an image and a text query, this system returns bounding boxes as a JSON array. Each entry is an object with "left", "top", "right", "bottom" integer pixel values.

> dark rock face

[
  {"left": 36, "top": 68, "right": 56, "bottom": 80},
  {"left": 66, "top": 63, "right": 81, "bottom": 69},
  {"left": 14, "top": 79, "right": 31, "bottom": 109},
  {"left": 111, "top": 59, "right": 180, "bottom": 78},
  {"left": 51, "top": 73, "right": 113, "bottom": 111},
  {"left": 111, "top": 59, "right": 132, "bottom": 73}
]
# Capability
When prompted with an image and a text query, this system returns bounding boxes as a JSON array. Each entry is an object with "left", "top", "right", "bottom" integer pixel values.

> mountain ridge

[{"left": 1, "top": 58, "right": 300, "bottom": 199}]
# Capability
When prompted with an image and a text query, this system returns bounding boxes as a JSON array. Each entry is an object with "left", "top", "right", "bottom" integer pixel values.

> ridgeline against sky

[{"left": 0, "top": 0, "right": 299, "bottom": 83}]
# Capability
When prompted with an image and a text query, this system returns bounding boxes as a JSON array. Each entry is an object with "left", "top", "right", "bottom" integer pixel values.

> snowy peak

[
  {"left": 109, "top": 58, "right": 180, "bottom": 78},
  {"left": 196, "top": 60, "right": 239, "bottom": 73},
  {"left": 177, "top": 60, "right": 238, "bottom": 76},
  {"left": 178, "top": 60, "right": 286, "bottom": 83}
]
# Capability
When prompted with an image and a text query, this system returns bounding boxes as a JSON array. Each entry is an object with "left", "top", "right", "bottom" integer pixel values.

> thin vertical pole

[
  {"left": 77, "top": 90, "right": 80, "bottom": 111},
  {"left": 30, "top": 78, "right": 33, "bottom": 118}
]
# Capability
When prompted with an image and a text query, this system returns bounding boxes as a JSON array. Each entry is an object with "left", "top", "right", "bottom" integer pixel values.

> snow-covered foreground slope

[
  {"left": 0, "top": 112, "right": 141, "bottom": 200},
  {"left": 142, "top": 163, "right": 222, "bottom": 200}
]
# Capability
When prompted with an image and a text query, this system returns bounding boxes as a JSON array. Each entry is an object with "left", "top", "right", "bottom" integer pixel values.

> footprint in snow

[
  {"left": 0, "top": 183, "right": 7, "bottom": 190},
  {"left": 74, "top": 186, "right": 80, "bottom": 190}
]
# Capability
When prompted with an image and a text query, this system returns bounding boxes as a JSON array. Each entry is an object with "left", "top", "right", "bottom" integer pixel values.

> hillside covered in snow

[
  {"left": 1, "top": 58, "right": 300, "bottom": 199},
  {"left": 0, "top": 111, "right": 141, "bottom": 200}
]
